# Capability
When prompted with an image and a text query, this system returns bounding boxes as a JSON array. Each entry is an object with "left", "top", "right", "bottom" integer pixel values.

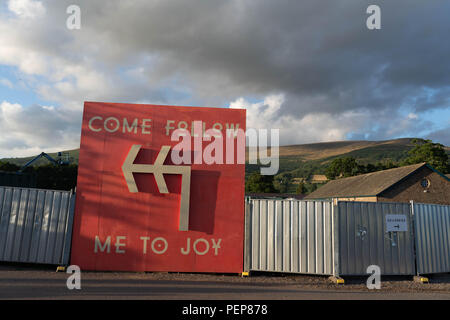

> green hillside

[
  {"left": 246, "top": 138, "right": 450, "bottom": 193},
  {"left": 2, "top": 138, "right": 448, "bottom": 177},
  {"left": 1, "top": 149, "right": 80, "bottom": 168},
  {"left": 246, "top": 138, "right": 419, "bottom": 175}
]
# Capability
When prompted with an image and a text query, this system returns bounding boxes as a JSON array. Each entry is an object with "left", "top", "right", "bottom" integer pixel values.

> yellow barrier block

[
  {"left": 419, "top": 277, "right": 429, "bottom": 283},
  {"left": 56, "top": 266, "right": 66, "bottom": 272},
  {"left": 328, "top": 276, "right": 345, "bottom": 284},
  {"left": 414, "top": 276, "right": 429, "bottom": 283}
]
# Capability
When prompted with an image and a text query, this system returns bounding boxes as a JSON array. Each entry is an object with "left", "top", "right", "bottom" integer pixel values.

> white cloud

[
  {"left": 0, "top": 21, "right": 48, "bottom": 75},
  {"left": 230, "top": 95, "right": 372, "bottom": 145},
  {"left": 0, "top": 0, "right": 448, "bottom": 159},
  {"left": 229, "top": 95, "right": 429, "bottom": 145},
  {"left": 8, "top": 0, "right": 46, "bottom": 19},
  {"left": 230, "top": 94, "right": 285, "bottom": 130},
  {"left": 0, "top": 101, "right": 80, "bottom": 158}
]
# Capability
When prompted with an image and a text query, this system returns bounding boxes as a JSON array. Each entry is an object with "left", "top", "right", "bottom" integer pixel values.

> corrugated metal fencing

[
  {"left": 413, "top": 202, "right": 450, "bottom": 275},
  {"left": 0, "top": 186, "right": 75, "bottom": 265},
  {"left": 1, "top": 190, "right": 449, "bottom": 274},
  {"left": 337, "top": 201, "right": 415, "bottom": 276},
  {"left": 245, "top": 199, "right": 450, "bottom": 276},
  {"left": 245, "top": 199, "right": 336, "bottom": 275}
]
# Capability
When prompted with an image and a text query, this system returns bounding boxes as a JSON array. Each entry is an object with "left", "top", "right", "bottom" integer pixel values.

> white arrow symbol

[{"left": 122, "top": 145, "right": 191, "bottom": 231}]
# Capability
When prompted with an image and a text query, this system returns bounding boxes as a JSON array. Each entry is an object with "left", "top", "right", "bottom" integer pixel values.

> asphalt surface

[{"left": 0, "top": 264, "right": 449, "bottom": 300}]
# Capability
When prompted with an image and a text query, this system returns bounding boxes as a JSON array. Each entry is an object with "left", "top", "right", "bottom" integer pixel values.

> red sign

[{"left": 71, "top": 102, "right": 246, "bottom": 272}]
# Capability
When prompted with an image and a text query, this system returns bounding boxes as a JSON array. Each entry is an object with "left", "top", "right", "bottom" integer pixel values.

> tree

[
  {"left": 31, "top": 164, "right": 78, "bottom": 190},
  {"left": 0, "top": 161, "right": 20, "bottom": 172},
  {"left": 245, "top": 172, "right": 277, "bottom": 193},
  {"left": 274, "top": 173, "right": 292, "bottom": 193},
  {"left": 307, "top": 183, "right": 318, "bottom": 193},
  {"left": 296, "top": 182, "right": 306, "bottom": 194},
  {"left": 404, "top": 139, "right": 449, "bottom": 174},
  {"left": 325, "top": 157, "right": 359, "bottom": 179}
]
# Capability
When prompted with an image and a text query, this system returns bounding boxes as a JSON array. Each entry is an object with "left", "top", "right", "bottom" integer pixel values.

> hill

[
  {"left": 248, "top": 138, "right": 431, "bottom": 162},
  {"left": 247, "top": 138, "right": 449, "bottom": 193},
  {"left": 2, "top": 138, "right": 448, "bottom": 176},
  {"left": 0, "top": 149, "right": 80, "bottom": 168},
  {"left": 247, "top": 138, "right": 417, "bottom": 174}
]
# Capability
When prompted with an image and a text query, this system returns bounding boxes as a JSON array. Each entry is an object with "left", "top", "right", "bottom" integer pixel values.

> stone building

[{"left": 305, "top": 162, "right": 450, "bottom": 205}]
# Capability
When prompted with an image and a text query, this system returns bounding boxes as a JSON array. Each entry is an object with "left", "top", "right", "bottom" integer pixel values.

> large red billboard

[{"left": 71, "top": 102, "right": 246, "bottom": 272}]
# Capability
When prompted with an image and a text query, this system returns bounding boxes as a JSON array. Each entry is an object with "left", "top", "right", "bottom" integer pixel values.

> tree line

[
  {"left": 246, "top": 139, "right": 449, "bottom": 194},
  {"left": 325, "top": 139, "right": 449, "bottom": 179},
  {"left": 1, "top": 139, "right": 447, "bottom": 193},
  {"left": 0, "top": 162, "right": 78, "bottom": 191}
]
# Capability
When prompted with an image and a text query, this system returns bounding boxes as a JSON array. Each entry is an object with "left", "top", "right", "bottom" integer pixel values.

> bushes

[{"left": 28, "top": 164, "right": 78, "bottom": 190}]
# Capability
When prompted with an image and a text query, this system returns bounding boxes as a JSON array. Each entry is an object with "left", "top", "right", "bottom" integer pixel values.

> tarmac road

[{"left": 0, "top": 265, "right": 449, "bottom": 300}]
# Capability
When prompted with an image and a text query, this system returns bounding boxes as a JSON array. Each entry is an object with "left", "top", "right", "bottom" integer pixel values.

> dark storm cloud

[
  {"left": 48, "top": 0, "right": 449, "bottom": 118},
  {"left": 1, "top": 0, "right": 449, "bottom": 156}
]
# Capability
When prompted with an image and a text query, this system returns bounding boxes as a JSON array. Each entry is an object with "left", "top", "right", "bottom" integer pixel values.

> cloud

[
  {"left": 426, "top": 126, "right": 450, "bottom": 147},
  {"left": 0, "top": 0, "right": 449, "bottom": 158},
  {"left": 8, "top": 0, "right": 46, "bottom": 19},
  {"left": 0, "top": 101, "right": 80, "bottom": 157},
  {"left": 230, "top": 94, "right": 427, "bottom": 145},
  {"left": 63, "top": 0, "right": 450, "bottom": 115}
]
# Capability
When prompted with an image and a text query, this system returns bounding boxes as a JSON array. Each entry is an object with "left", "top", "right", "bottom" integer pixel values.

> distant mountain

[
  {"left": 248, "top": 138, "right": 421, "bottom": 162},
  {"left": 0, "top": 149, "right": 80, "bottom": 168},
  {"left": 247, "top": 138, "right": 450, "bottom": 177},
  {"left": 2, "top": 138, "right": 448, "bottom": 174}
]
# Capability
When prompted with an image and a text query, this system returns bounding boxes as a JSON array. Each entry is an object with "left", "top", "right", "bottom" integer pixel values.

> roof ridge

[
  {"left": 306, "top": 162, "right": 430, "bottom": 199},
  {"left": 348, "top": 162, "right": 426, "bottom": 179}
]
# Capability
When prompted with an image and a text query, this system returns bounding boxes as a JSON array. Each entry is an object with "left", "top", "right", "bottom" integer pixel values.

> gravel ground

[
  {"left": 59, "top": 270, "right": 450, "bottom": 293},
  {"left": 0, "top": 263, "right": 449, "bottom": 299}
]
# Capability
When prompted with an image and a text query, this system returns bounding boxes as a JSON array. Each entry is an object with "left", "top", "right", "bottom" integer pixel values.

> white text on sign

[{"left": 94, "top": 236, "right": 222, "bottom": 256}]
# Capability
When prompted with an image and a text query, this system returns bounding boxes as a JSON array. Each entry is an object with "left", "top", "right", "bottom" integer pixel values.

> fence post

[
  {"left": 332, "top": 198, "right": 340, "bottom": 277},
  {"left": 409, "top": 200, "right": 419, "bottom": 276},
  {"left": 61, "top": 191, "right": 76, "bottom": 266},
  {"left": 243, "top": 198, "right": 252, "bottom": 273}
]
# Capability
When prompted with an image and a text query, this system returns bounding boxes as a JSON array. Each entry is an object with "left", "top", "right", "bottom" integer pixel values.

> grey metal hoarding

[
  {"left": 0, "top": 186, "right": 75, "bottom": 265},
  {"left": 413, "top": 202, "right": 450, "bottom": 275},
  {"left": 337, "top": 201, "right": 415, "bottom": 276},
  {"left": 245, "top": 199, "right": 335, "bottom": 275}
]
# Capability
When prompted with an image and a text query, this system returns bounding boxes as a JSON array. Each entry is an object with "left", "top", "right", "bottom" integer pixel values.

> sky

[{"left": 0, "top": 0, "right": 449, "bottom": 158}]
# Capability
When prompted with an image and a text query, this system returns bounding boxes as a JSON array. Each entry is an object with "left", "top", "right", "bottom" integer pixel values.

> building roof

[
  {"left": 305, "top": 162, "right": 429, "bottom": 199},
  {"left": 246, "top": 193, "right": 305, "bottom": 200},
  {"left": 310, "top": 175, "right": 328, "bottom": 181}
]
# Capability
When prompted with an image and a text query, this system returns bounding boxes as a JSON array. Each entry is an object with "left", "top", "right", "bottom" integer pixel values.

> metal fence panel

[
  {"left": 414, "top": 203, "right": 450, "bottom": 274},
  {"left": 0, "top": 186, "right": 75, "bottom": 265},
  {"left": 337, "top": 201, "right": 415, "bottom": 276},
  {"left": 245, "top": 199, "right": 334, "bottom": 275}
]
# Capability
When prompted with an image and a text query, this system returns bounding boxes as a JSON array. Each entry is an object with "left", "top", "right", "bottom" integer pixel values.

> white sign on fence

[{"left": 385, "top": 214, "right": 408, "bottom": 232}]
